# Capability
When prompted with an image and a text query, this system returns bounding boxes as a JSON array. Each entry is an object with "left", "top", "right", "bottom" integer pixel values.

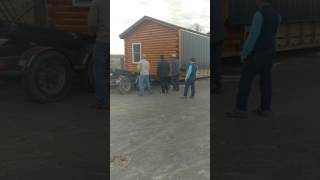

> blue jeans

[
  {"left": 172, "top": 74, "right": 180, "bottom": 90},
  {"left": 236, "top": 52, "right": 274, "bottom": 111},
  {"left": 183, "top": 79, "right": 195, "bottom": 97},
  {"left": 139, "top": 75, "right": 151, "bottom": 96},
  {"left": 93, "top": 42, "right": 107, "bottom": 107}
]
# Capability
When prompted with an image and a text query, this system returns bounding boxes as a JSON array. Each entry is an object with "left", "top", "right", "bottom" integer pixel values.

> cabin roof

[{"left": 119, "top": 16, "right": 210, "bottom": 39}]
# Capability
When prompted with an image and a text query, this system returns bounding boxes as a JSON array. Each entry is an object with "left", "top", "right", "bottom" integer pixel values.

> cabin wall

[
  {"left": 47, "top": 0, "right": 90, "bottom": 34},
  {"left": 123, "top": 21, "right": 179, "bottom": 76}
]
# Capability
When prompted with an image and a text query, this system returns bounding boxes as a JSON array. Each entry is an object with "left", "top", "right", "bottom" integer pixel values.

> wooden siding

[
  {"left": 124, "top": 21, "right": 179, "bottom": 76},
  {"left": 47, "top": 0, "right": 90, "bottom": 34}
]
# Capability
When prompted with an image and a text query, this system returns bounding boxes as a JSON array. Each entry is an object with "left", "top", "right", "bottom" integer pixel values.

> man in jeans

[
  {"left": 181, "top": 58, "right": 197, "bottom": 99},
  {"left": 171, "top": 53, "right": 180, "bottom": 91},
  {"left": 226, "top": 0, "right": 281, "bottom": 118},
  {"left": 138, "top": 54, "right": 152, "bottom": 96},
  {"left": 88, "top": 0, "right": 108, "bottom": 109},
  {"left": 157, "top": 55, "right": 170, "bottom": 94}
]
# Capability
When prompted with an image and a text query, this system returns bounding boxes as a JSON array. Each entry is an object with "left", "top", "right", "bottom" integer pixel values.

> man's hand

[{"left": 241, "top": 51, "right": 248, "bottom": 64}]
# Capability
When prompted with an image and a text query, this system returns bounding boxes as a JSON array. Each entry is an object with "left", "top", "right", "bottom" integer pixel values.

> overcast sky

[{"left": 110, "top": 0, "right": 210, "bottom": 54}]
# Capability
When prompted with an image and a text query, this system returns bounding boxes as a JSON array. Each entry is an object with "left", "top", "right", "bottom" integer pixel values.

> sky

[{"left": 110, "top": 0, "right": 210, "bottom": 54}]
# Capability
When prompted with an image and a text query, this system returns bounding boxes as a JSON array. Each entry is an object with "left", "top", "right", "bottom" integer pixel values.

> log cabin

[{"left": 119, "top": 16, "right": 210, "bottom": 79}]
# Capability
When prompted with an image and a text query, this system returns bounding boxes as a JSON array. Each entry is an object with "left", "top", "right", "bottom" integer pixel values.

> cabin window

[
  {"left": 72, "top": 0, "right": 92, "bottom": 6},
  {"left": 132, "top": 43, "right": 141, "bottom": 63}
]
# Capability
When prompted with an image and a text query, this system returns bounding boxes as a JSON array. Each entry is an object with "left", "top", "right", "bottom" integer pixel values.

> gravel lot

[{"left": 111, "top": 79, "right": 210, "bottom": 180}]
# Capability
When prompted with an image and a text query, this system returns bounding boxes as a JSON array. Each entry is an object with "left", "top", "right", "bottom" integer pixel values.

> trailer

[
  {"left": 220, "top": 0, "right": 320, "bottom": 58},
  {"left": 0, "top": 0, "right": 96, "bottom": 103},
  {"left": 113, "top": 16, "right": 210, "bottom": 94}
]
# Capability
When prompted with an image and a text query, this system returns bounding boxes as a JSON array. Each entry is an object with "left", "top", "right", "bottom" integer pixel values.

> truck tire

[
  {"left": 118, "top": 75, "right": 132, "bottom": 94},
  {"left": 23, "top": 51, "right": 73, "bottom": 103}
]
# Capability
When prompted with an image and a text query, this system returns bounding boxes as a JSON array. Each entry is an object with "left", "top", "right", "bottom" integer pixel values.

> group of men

[
  {"left": 88, "top": 0, "right": 198, "bottom": 110},
  {"left": 213, "top": 0, "right": 281, "bottom": 118},
  {"left": 137, "top": 53, "right": 198, "bottom": 99},
  {"left": 88, "top": 0, "right": 281, "bottom": 113}
]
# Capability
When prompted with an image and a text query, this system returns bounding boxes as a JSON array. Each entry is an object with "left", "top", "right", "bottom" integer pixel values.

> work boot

[
  {"left": 225, "top": 109, "right": 248, "bottom": 118},
  {"left": 254, "top": 108, "right": 272, "bottom": 117},
  {"left": 189, "top": 96, "right": 195, "bottom": 99}
]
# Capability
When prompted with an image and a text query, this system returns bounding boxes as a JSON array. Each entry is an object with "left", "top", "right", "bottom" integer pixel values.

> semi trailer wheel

[
  {"left": 118, "top": 75, "right": 132, "bottom": 94},
  {"left": 23, "top": 51, "right": 73, "bottom": 103}
]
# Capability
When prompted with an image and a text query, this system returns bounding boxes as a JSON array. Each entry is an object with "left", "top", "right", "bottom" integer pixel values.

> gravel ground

[
  {"left": 110, "top": 79, "right": 210, "bottom": 180},
  {"left": 213, "top": 51, "right": 320, "bottom": 180}
]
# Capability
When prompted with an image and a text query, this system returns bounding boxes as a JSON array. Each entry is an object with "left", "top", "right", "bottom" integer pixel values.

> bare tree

[{"left": 190, "top": 23, "right": 204, "bottom": 33}]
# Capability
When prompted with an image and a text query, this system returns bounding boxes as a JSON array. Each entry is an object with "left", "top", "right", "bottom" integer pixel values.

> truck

[{"left": 0, "top": 0, "right": 96, "bottom": 103}]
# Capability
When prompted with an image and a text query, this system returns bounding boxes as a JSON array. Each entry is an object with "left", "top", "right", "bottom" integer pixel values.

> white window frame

[
  {"left": 132, "top": 43, "right": 142, "bottom": 64},
  {"left": 72, "top": 0, "right": 92, "bottom": 7}
]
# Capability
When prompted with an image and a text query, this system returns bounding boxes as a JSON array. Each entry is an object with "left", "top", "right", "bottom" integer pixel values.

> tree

[{"left": 190, "top": 23, "right": 204, "bottom": 33}]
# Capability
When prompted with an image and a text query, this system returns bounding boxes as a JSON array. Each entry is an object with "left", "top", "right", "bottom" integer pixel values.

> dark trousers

[
  {"left": 93, "top": 42, "right": 108, "bottom": 107},
  {"left": 184, "top": 79, "right": 195, "bottom": 97},
  {"left": 172, "top": 74, "right": 179, "bottom": 91},
  {"left": 213, "top": 40, "right": 223, "bottom": 90},
  {"left": 236, "top": 52, "right": 274, "bottom": 111},
  {"left": 160, "top": 77, "right": 169, "bottom": 93}
]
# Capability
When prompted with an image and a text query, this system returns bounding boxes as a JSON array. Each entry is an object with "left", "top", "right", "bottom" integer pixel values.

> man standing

[
  {"left": 171, "top": 53, "right": 180, "bottom": 91},
  {"left": 138, "top": 54, "right": 152, "bottom": 96},
  {"left": 157, "top": 55, "right": 170, "bottom": 94},
  {"left": 226, "top": 0, "right": 281, "bottom": 118},
  {"left": 213, "top": 0, "right": 225, "bottom": 95},
  {"left": 88, "top": 0, "right": 108, "bottom": 110},
  {"left": 182, "top": 58, "right": 198, "bottom": 99}
]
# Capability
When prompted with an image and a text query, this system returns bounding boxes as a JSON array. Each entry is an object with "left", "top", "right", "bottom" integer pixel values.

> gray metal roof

[{"left": 119, "top": 16, "right": 210, "bottom": 39}]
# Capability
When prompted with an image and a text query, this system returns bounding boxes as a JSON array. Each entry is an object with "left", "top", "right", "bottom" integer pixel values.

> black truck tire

[
  {"left": 23, "top": 51, "right": 73, "bottom": 103},
  {"left": 118, "top": 75, "right": 132, "bottom": 94}
]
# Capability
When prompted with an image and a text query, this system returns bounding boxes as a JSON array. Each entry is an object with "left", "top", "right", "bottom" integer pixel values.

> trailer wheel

[
  {"left": 118, "top": 75, "right": 132, "bottom": 94},
  {"left": 23, "top": 51, "right": 73, "bottom": 103}
]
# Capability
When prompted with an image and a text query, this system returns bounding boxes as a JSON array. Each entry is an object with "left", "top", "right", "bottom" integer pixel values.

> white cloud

[{"left": 111, "top": 0, "right": 210, "bottom": 54}]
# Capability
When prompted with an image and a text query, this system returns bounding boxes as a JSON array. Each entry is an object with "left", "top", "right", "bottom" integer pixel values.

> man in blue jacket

[
  {"left": 226, "top": 0, "right": 281, "bottom": 118},
  {"left": 157, "top": 55, "right": 170, "bottom": 94},
  {"left": 181, "top": 58, "right": 197, "bottom": 99}
]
